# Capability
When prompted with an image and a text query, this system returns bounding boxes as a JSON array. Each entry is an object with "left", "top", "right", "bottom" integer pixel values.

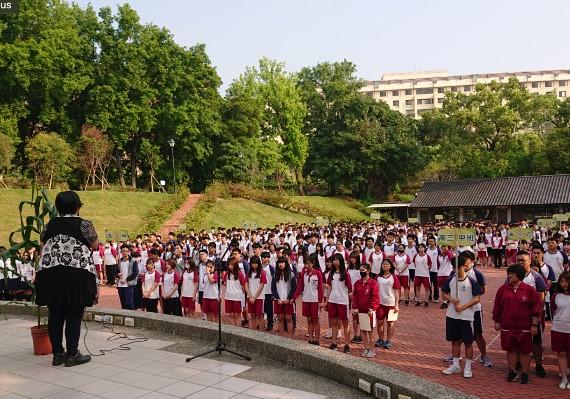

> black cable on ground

[{"left": 82, "top": 318, "right": 148, "bottom": 357}]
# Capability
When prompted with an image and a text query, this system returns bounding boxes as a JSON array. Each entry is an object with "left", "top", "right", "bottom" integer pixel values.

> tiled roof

[{"left": 410, "top": 175, "right": 570, "bottom": 208}]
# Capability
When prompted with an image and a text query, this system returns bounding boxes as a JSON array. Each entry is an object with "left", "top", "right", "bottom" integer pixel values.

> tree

[
  {"left": 139, "top": 138, "right": 163, "bottom": 192},
  {"left": 78, "top": 125, "right": 113, "bottom": 189},
  {"left": 297, "top": 61, "right": 425, "bottom": 198},
  {"left": 0, "top": 132, "right": 15, "bottom": 187},
  {"left": 25, "top": 132, "right": 74, "bottom": 189}
]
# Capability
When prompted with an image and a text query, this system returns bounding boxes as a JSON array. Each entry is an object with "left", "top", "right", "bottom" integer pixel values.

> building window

[
  {"left": 392, "top": 90, "right": 399, "bottom": 96},
  {"left": 379, "top": 91, "right": 386, "bottom": 97},
  {"left": 405, "top": 110, "right": 415, "bottom": 116},
  {"left": 437, "top": 87, "right": 445, "bottom": 93},
  {"left": 405, "top": 89, "right": 412, "bottom": 95},
  {"left": 463, "top": 85, "right": 471, "bottom": 92},
  {"left": 405, "top": 99, "right": 413, "bottom": 106},
  {"left": 417, "top": 98, "right": 434, "bottom": 105},
  {"left": 531, "top": 82, "right": 539, "bottom": 88},
  {"left": 451, "top": 86, "right": 458, "bottom": 92},
  {"left": 559, "top": 81, "right": 566, "bottom": 87},
  {"left": 560, "top": 91, "right": 567, "bottom": 98},
  {"left": 438, "top": 98, "right": 444, "bottom": 104},
  {"left": 545, "top": 81, "right": 553, "bottom": 88},
  {"left": 392, "top": 100, "right": 399, "bottom": 107},
  {"left": 366, "top": 92, "right": 374, "bottom": 98},
  {"left": 374, "top": 82, "right": 379, "bottom": 89},
  {"left": 416, "top": 88, "right": 433, "bottom": 95}
]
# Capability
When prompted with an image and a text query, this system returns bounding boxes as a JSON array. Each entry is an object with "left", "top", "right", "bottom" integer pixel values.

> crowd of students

[{"left": 2, "top": 220, "right": 570, "bottom": 390}]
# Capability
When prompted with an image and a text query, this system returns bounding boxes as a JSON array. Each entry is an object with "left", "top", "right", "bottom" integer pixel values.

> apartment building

[{"left": 360, "top": 69, "right": 570, "bottom": 118}]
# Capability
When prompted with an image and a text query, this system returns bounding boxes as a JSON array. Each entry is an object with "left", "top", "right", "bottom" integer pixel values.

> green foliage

[
  {"left": 297, "top": 61, "right": 426, "bottom": 199},
  {"left": 25, "top": 132, "right": 74, "bottom": 189},
  {"left": 0, "top": 132, "right": 15, "bottom": 173},
  {"left": 184, "top": 183, "right": 228, "bottom": 231}
]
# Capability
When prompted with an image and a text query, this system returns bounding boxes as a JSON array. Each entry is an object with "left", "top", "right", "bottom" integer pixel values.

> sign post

[
  {"left": 507, "top": 227, "right": 533, "bottom": 242},
  {"left": 438, "top": 228, "right": 476, "bottom": 299},
  {"left": 434, "top": 214, "right": 444, "bottom": 221}
]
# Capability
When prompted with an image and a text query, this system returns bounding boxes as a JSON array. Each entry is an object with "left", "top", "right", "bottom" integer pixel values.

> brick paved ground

[{"left": 96, "top": 268, "right": 563, "bottom": 398}]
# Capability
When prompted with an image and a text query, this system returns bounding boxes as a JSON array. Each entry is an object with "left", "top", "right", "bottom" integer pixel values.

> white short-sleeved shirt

[
  {"left": 369, "top": 252, "right": 384, "bottom": 275},
  {"left": 181, "top": 270, "right": 198, "bottom": 298},
  {"left": 328, "top": 272, "right": 350, "bottom": 305},
  {"left": 394, "top": 254, "right": 411, "bottom": 276},
  {"left": 225, "top": 271, "right": 246, "bottom": 301},
  {"left": 203, "top": 273, "right": 219, "bottom": 300},
  {"left": 143, "top": 271, "right": 159, "bottom": 299},
  {"left": 163, "top": 271, "right": 179, "bottom": 298},
  {"left": 413, "top": 254, "right": 431, "bottom": 278}
]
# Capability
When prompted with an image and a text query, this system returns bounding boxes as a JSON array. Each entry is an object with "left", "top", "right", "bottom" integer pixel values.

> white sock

[
  {"left": 465, "top": 359, "right": 472, "bottom": 370},
  {"left": 452, "top": 357, "right": 460, "bottom": 368}
]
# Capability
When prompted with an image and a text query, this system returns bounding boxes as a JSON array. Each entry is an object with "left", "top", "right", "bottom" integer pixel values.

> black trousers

[
  {"left": 264, "top": 294, "right": 274, "bottom": 326},
  {"left": 429, "top": 271, "right": 439, "bottom": 301},
  {"left": 47, "top": 304, "right": 85, "bottom": 356},
  {"left": 143, "top": 298, "right": 159, "bottom": 313},
  {"left": 106, "top": 264, "right": 118, "bottom": 285},
  {"left": 492, "top": 249, "right": 502, "bottom": 268},
  {"left": 163, "top": 297, "right": 182, "bottom": 315}
]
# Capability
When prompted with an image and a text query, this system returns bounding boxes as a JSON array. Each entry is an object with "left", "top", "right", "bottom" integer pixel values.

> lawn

[
  {"left": 0, "top": 189, "right": 167, "bottom": 246},
  {"left": 196, "top": 198, "right": 314, "bottom": 230},
  {"left": 290, "top": 195, "right": 369, "bottom": 221}
]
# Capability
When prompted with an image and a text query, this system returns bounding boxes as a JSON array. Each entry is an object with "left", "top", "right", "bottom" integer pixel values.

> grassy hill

[
  {"left": 194, "top": 198, "right": 314, "bottom": 230},
  {"left": 290, "top": 195, "right": 369, "bottom": 221},
  {"left": 0, "top": 189, "right": 167, "bottom": 245}
]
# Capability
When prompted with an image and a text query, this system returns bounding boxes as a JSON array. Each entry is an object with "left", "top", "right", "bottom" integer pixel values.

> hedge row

[
  {"left": 183, "top": 183, "right": 228, "bottom": 231},
  {"left": 135, "top": 187, "right": 189, "bottom": 235}
]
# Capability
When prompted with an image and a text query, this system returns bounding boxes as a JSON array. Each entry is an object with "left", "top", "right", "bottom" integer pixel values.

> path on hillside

[
  {"left": 95, "top": 268, "right": 561, "bottom": 399},
  {"left": 157, "top": 193, "right": 201, "bottom": 236}
]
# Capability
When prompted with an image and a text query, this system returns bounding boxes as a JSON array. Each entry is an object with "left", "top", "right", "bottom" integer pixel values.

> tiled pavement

[
  {"left": 0, "top": 318, "right": 326, "bottom": 399},
  {"left": 96, "top": 268, "right": 565, "bottom": 398}
]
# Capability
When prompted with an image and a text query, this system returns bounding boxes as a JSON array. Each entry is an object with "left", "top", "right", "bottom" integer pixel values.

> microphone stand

[{"left": 187, "top": 245, "right": 251, "bottom": 362}]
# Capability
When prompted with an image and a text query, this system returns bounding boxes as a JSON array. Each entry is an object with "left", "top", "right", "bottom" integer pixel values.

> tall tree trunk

[
  {"left": 115, "top": 149, "right": 126, "bottom": 188},
  {"left": 130, "top": 135, "right": 139, "bottom": 189},
  {"left": 295, "top": 168, "right": 305, "bottom": 195}
]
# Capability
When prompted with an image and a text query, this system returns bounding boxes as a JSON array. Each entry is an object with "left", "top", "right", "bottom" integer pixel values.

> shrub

[{"left": 135, "top": 187, "right": 189, "bottom": 235}]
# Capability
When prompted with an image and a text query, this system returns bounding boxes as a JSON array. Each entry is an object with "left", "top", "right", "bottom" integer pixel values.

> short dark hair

[
  {"left": 461, "top": 250, "right": 475, "bottom": 261},
  {"left": 531, "top": 244, "right": 544, "bottom": 253},
  {"left": 507, "top": 264, "right": 525, "bottom": 281},
  {"left": 55, "top": 191, "right": 82, "bottom": 215}
]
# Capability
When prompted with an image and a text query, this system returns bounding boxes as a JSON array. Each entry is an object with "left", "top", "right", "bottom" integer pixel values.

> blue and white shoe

[{"left": 375, "top": 339, "right": 385, "bottom": 348}]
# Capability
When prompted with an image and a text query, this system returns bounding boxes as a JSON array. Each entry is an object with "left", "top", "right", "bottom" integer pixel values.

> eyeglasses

[{"left": 531, "top": 252, "right": 542, "bottom": 255}]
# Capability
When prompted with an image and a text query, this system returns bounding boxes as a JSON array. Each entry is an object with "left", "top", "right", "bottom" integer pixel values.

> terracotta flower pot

[{"left": 30, "top": 325, "right": 52, "bottom": 355}]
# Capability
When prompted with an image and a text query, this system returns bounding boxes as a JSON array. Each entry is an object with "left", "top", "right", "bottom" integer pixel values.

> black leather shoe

[
  {"left": 65, "top": 351, "right": 91, "bottom": 367},
  {"left": 52, "top": 352, "right": 66, "bottom": 366}
]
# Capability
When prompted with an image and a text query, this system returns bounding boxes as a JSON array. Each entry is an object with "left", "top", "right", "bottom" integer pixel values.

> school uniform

[
  {"left": 352, "top": 277, "right": 380, "bottom": 328},
  {"left": 543, "top": 250, "right": 568, "bottom": 281},
  {"left": 263, "top": 264, "right": 276, "bottom": 327},
  {"left": 436, "top": 251, "right": 454, "bottom": 288},
  {"left": 162, "top": 270, "right": 182, "bottom": 315},
  {"left": 247, "top": 270, "right": 268, "bottom": 315},
  {"left": 223, "top": 271, "right": 246, "bottom": 313},
  {"left": 117, "top": 257, "right": 139, "bottom": 310},
  {"left": 293, "top": 268, "right": 324, "bottom": 319},
  {"left": 368, "top": 251, "right": 384, "bottom": 278},
  {"left": 394, "top": 254, "right": 411, "bottom": 288},
  {"left": 142, "top": 270, "right": 161, "bottom": 312},
  {"left": 442, "top": 275, "right": 482, "bottom": 344},
  {"left": 551, "top": 292, "right": 570, "bottom": 354},
  {"left": 202, "top": 271, "right": 220, "bottom": 315},
  {"left": 103, "top": 246, "right": 118, "bottom": 285},
  {"left": 271, "top": 273, "right": 297, "bottom": 315},
  {"left": 327, "top": 272, "right": 353, "bottom": 321},
  {"left": 404, "top": 245, "right": 418, "bottom": 282},
  {"left": 180, "top": 269, "right": 199, "bottom": 311},
  {"left": 413, "top": 254, "right": 432, "bottom": 290},
  {"left": 426, "top": 247, "right": 440, "bottom": 301},
  {"left": 377, "top": 274, "right": 401, "bottom": 320}
]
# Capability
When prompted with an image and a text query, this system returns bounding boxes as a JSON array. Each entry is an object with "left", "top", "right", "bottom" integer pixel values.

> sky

[{"left": 73, "top": 0, "right": 570, "bottom": 91}]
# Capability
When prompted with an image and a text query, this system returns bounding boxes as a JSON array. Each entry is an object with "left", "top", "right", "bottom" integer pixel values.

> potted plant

[{"left": 3, "top": 184, "right": 57, "bottom": 355}]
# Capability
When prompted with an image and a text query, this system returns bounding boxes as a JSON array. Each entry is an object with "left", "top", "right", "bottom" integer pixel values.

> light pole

[{"left": 168, "top": 138, "right": 176, "bottom": 194}]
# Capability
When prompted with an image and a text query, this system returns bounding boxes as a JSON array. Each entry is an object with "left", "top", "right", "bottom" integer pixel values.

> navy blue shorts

[
  {"left": 474, "top": 311, "right": 483, "bottom": 337},
  {"left": 446, "top": 317, "right": 474, "bottom": 344}
]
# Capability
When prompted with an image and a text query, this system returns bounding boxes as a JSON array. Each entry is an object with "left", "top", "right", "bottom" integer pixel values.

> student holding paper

[
  {"left": 352, "top": 263, "right": 379, "bottom": 358},
  {"left": 376, "top": 259, "right": 401, "bottom": 349}
]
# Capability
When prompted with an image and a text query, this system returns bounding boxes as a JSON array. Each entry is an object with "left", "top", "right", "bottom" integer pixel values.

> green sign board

[
  {"left": 242, "top": 222, "right": 258, "bottom": 230},
  {"left": 407, "top": 217, "right": 418, "bottom": 223},
  {"left": 553, "top": 213, "right": 568, "bottom": 222},
  {"left": 437, "top": 228, "right": 476, "bottom": 246},
  {"left": 104, "top": 230, "right": 129, "bottom": 241},
  {"left": 434, "top": 214, "right": 444, "bottom": 220},
  {"left": 537, "top": 218, "right": 558, "bottom": 228},
  {"left": 178, "top": 223, "right": 187, "bottom": 231},
  {"left": 508, "top": 227, "right": 533, "bottom": 242},
  {"left": 370, "top": 212, "right": 382, "bottom": 220}
]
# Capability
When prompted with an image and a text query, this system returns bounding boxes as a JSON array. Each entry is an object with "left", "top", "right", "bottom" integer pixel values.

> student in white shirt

[
  {"left": 375, "top": 259, "right": 401, "bottom": 350},
  {"left": 142, "top": 259, "right": 160, "bottom": 313},
  {"left": 180, "top": 259, "right": 199, "bottom": 317},
  {"left": 326, "top": 253, "right": 353, "bottom": 354},
  {"left": 551, "top": 272, "right": 570, "bottom": 389},
  {"left": 202, "top": 260, "right": 220, "bottom": 322},
  {"left": 413, "top": 244, "right": 432, "bottom": 307},
  {"left": 441, "top": 255, "right": 482, "bottom": 379},
  {"left": 223, "top": 258, "right": 246, "bottom": 326},
  {"left": 394, "top": 244, "right": 411, "bottom": 305}
]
